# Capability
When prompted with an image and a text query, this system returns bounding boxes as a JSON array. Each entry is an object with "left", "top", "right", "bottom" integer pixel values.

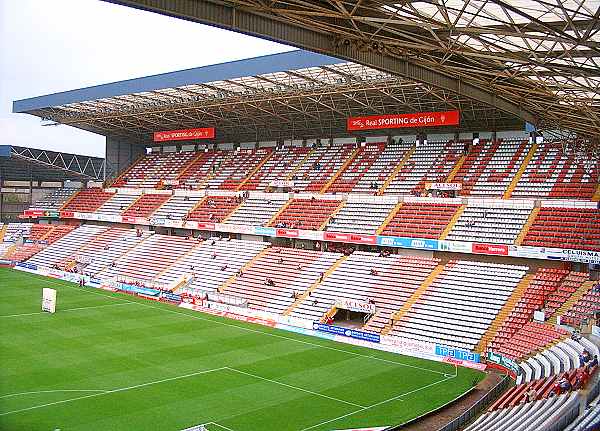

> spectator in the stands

[
  {"left": 220, "top": 264, "right": 228, "bottom": 271},
  {"left": 573, "top": 370, "right": 586, "bottom": 390},
  {"left": 312, "top": 298, "right": 318, "bottom": 306},
  {"left": 589, "top": 355, "right": 598, "bottom": 369},
  {"left": 237, "top": 269, "right": 243, "bottom": 277},
  {"left": 319, "top": 272, "right": 324, "bottom": 282},
  {"left": 558, "top": 376, "right": 572, "bottom": 393},
  {"left": 278, "top": 257, "right": 284, "bottom": 265},
  {"left": 184, "top": 196, "right": 189, "bottom": 201},
  {"left": 552, "top": 377, "right": 571, "bottom": 395},
  {"left": 211, "top": 251, "right": 217, "bottom": 259},
  {"left": 370, "top": 268, "right": 378, "bottom": 276},
  {"left": 526, "top": 387, "right": 537, "bottom": 402},
  {"left": 297, "top": 264, "right": 302, "bottom": 270},
  {"left": 571, "top": 330, "right": 582, "bottom": 341}
]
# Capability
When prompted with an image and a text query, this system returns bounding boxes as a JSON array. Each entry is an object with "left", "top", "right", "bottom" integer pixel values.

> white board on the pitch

[{"left": 42, "top": 288, "right": 57, "bottom": 313}]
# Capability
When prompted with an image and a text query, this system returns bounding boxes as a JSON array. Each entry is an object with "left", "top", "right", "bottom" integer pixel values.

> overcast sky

[{"left": 0, "top": 0, "right": 293, "bottom": 157}]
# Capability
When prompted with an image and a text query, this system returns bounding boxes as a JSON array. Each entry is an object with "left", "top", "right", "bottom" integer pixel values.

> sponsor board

[
  {"left": 347, "top": 110, "right": 460, "bottom": 131},
  {"left": 160, "top": 292, "right": 182, "bottom": 303},
  {"left": 435, "top": 345, "right": 480, "bottom": 363},
  {"left": 323, "top": 232, "right": 377, "bottom": 245},
  {"left": 276, "top": 228, "right": 299, "bottom": 238},
  {"left": 472, "top": 243, "right": 509, "bottom": 256},
  {"left": 153, "top": 127, "right": 215, "bottom": 142},
  {"left": 486, "top": 351, "right": 521, "bottom": 376},
  {"left": 254, "top": 226, "right": 276, "bottom": 237},
  {"left": 218, "top": 223, "right": 254, "bottom": 235},
  {"left": 425, "top": 182, "right": 462, "bottom": 191},
  {"left": 269, "top": 180, "right": 294, "bottom": 188},
  {"left": 335, "top": 298, "right": 376, "bottom": 314},
  {"left": 546, "top": 248, "right": 600, "bottom": 264},
  {"left": 377, "top": 236, "right": 438, "bottom": 250},
  {"left": 438, "top": 240, "right": 472, "bottom": 253},
  {"left": 312, "top": 323, "right": 380, "bottom": 343},
  {"left": 16, "top": 262, "right": 38, "bottom": 271}
]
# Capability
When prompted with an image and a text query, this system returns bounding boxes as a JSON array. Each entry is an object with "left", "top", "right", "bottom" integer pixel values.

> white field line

[
  {"left": 0, "top": 367, "right": 227, "bottom": 417},
  {"left": 45, "top": 280, "right": 445, "bottom": 376},
  {"left": 204, "top": 422, "right": 236, "bottom": 431},
  {"left": 0, "top": 389, "right": 108, "bottom": 399},
  {"left": 0, "top": 302, "right": 135, "bottom": 318},
  {"left": 299, "top": 374, "right": 457, "bottom": 431},
  {"left": 225, "top": 367, "right": 365, "bottom": 409}
]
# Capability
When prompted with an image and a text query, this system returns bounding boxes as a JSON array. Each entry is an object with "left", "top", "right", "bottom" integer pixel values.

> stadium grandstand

[
  {"left": 0, "top": 145, "right": 105, "bottom": 222},
  {"left": 2, "top": 1, "right": 600, "bottom": 431}
]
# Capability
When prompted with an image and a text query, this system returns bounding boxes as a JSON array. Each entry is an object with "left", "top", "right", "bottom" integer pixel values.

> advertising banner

[
  {"left": 254, "top": 226, "right": 276, "bottom": 237},
  {"left": 160, "top": 292, "right": 182, "bottom": 303},
  {"left": 486, "top": 351, "right": 521, "bottom": 376},
  {"left": 472, "top": 243, "right": 509, "bottom": 256},
  {"left": 335, "top": 298, "right": 376, "bottom": 314},
  {"left": 435, "top": 345, "right": 480, "bottom": 363},
  {"left": 347, "top": 110, "right": 459, "bottom": 131},
  {"left": 546, "top": 248, "right": 600, "bottom": 264},
  {"left": 312, "top": 322, "right": 380, "bottom": 343},
  {"left": 425, "top": 182, "right": 462, "bottom": 191},
  {"left": 269, "top": 180, "right": 294, "bottom": 188},
  {"left": 153, "top": 127, "right": 215, "bottom": 142},
  {"left": 323, "top": 232, "right": 377, "bottom": 245},
  {"left": 276, "top": 228, "right": 299, "bottom": 238},
  {"left": 377, "top": 236, "right": 438, "bottom": 250}
]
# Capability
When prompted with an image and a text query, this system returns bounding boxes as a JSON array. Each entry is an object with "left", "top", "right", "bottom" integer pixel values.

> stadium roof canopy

[
  {"left": 0, "top": 145, "right": 106, "bottom": 182},
  {"left": 14, "top": 51, "right": 526, "bottom": 144},
  {"left": 92, "top": 0, "right": 599, "bottom": 144}
]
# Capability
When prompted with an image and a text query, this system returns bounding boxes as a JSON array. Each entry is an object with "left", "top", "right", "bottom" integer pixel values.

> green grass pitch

[{"left": 0, "top": 267, "right": 484, "bottom": 431}]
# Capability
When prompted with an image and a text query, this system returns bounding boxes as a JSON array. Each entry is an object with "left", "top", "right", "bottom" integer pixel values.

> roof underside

[
  {"left": 97, "top": 0, "right": 600, "bottom": 143},
  {"left": 15, "top": 52, "right": 523, "bottom": 143},
  {"left": 0, "top": 146, "right": 106, "bottom": 182}
]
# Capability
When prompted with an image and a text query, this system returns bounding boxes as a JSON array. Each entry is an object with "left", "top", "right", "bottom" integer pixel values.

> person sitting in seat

[
  {"left": 526, "top": 387, "right": 537, "bottom": 402},
  {"left": 220, "top": 264, "right": 228, "bottom": 271},
  {"left": 278, "top": 257, "right": 284, "bottom": 265},
  {"left": 553, "top": 376, "right": 572, "bottom": 395},
  {"left": 211, "top": 252, "right": 217, "bottom": 259},
  {"left": 370, "top": 268, "right": 378, "bottom": 276},
  {"left": 573, "top": 370, "right": 586, "bottom": 390},
  {"left": 265, "top": 277, "right": 275, "bottom": 287},
  {"left": 588, "top": 355, "right": 598, "bottom": 370}
]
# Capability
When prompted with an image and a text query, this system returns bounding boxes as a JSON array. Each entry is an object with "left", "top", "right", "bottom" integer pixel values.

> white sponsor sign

[
  {"left": 533, "top": 310, "right": 545, "bottom": 322},
  {"left": 42, "top": 288, "right": 56, "bottom": 313},
  {"left": 335, "top": 298, "right": 376, "bottom": 314},
  {"left": 425, "top": 182, "right": 462, "bottom": 191},
  {"left": 269, "top": 180, "right": 295, "bottom": 188}
]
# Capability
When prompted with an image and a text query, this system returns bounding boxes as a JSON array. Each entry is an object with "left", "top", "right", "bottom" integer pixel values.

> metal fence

[
  {"left": 382, "top": 373, "right": 510, "bottom": 431},
  {"left": 435, "top": 374, "right": 511, "bottom": 431}
]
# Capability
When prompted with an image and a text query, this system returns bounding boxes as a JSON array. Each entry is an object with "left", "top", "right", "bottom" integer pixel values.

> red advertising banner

[
  {"left": 276, "top": 228, "right": 299, "bottom": 238},
  {"left": 153, "top": 127, "right": 215, "bottom": 142},
  {"left": 196, "top": 222, "right": 216, "bottom": 231},
  {"left": 347, "top": 110, "right": 460, "bottom": 131},
  {"left": 472, "top": 243, "right": 509, "bottom": 256},
  {"left": 59, "top": 211, "right": 75, "bottom": 219},
  {"left": 324, "top": 232, "right": 377, "bottom": 245}
]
